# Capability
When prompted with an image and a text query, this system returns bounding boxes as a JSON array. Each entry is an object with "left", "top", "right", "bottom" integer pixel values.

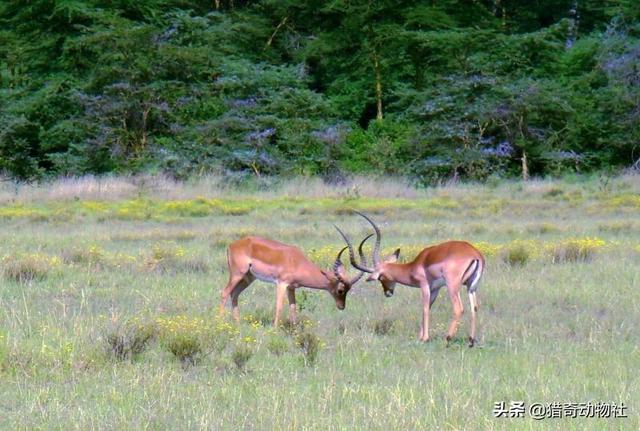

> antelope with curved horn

[
  {"left": 337, "top": 212, "right": 485, "bottom": 347},
  {"left": 220, "top": 235, "right": 372, "bottom": 326}
]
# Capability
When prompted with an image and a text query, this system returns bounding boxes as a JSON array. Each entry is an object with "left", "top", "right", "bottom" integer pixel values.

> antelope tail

[{"left": 463, "top": 259, "right": 483, "bottom": 293}]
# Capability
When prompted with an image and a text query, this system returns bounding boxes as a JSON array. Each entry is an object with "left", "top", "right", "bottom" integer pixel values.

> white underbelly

[{"left": 249, "top": 267, "right": 278, "bottom": 283}]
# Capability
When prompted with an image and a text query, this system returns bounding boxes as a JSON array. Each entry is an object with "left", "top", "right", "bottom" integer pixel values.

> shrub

[
  {"left": 243, "top": 309, "right": 273, "bottom": 328},
  {"left": 552, "top": 238, "right": 605, "bottom": 263},
  {"left": 266, "top": 335, "right": 289, "bottom": 356},
  {"left": 164, "top": 333, "right": 203, "bottom": 366},
  {"left": 146, "top": 243, "right": 209, "bottom": 273},
  {"left": 105, "top": 320, "right": 156, "bottom": 361},
  {"left": 501, "top": 243, "right": 530, "bottom": 266},
  {"left": 59, "top": 245, "right": 104, "bottom": 267},
  {"left": 597, "top": 221, "right": 635, "bottom": 234},
  {"left": 373, "top": 318, "right": 395, "bottom": 336},
  {"left": 2, "top": 254, "right": 60, "bottom": 283},
  {"left": 231, "top": 344, "right": 253, "bottom": 371},
  {"left": 296, "top": 330, "right": 321, "bottom": 366},
  {"left": 156, "top": 315, "right": 218, "bottom": 366}
]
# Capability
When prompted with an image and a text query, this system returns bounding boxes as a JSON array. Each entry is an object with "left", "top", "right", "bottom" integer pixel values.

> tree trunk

[
  {"left": 521, "top": 151, "right": 529, "bottom": 181},
  {"left": 265, "top": 16, "right": 289, "bottom": 49},
  {"left": 373, "top": 50, "right": 383, "bottom": 122},
  {"left": 566, "top": 1, "right": 579, "bottom": 48}
]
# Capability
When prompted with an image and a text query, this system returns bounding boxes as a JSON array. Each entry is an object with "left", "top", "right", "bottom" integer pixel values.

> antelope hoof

[
  {"left": 468, "top": 337, "right": 476, "bottom": 348},
  {"left": 446, "top": 335, "right": 452, "bottom": 347}
]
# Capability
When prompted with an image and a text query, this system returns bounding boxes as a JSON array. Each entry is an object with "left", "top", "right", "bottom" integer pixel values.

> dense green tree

[{"left": 1, "top": 0, "right": 638, "bottom": 181}]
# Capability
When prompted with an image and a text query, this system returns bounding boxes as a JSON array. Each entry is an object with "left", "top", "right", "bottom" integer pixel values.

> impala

[
  {"left": 337, "top": 212, "right": 485, "bottom": 347},
  {"left": 219, "top": 235, "right": 371, "bottom": 326}
]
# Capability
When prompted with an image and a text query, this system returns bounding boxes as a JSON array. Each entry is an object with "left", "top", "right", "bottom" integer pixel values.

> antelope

[
  {"left": 337, "top": 212, "right": 485, "bottom": 347},
  {"left": 219, "top": 235, "right": 371, "bottom": 326}
]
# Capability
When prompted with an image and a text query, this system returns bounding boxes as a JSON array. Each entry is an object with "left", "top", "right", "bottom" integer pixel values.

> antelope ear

[
  {"left": 386, "top": 249, "right": 400, "bottom": 263},
  {"left": 320, "top": 269, "right": 332, "bottom": 279}
]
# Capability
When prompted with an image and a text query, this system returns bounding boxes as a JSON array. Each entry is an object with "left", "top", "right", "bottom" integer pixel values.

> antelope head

[
  {"left": 325, "top": 234, "right": 373, "bottom": 309},
  {"left": 336, "top": 211, "right": 400, "bottom": 298}
]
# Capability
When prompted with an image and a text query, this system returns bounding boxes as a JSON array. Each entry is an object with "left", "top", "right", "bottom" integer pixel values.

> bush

[
  {"left": 59, "top": 245, "right": 104, "bottom": 267},
  {"left": 501, "top": 243, "right": 530, "bottom": 266},
  {"left": 231, "top": 344, "right": 253, "bottom": 371},
  {"left": 552, "top": 238, "right": 604, "bottom": 263},
  {"left": 165, "top": 333, "right": 203, "bottom": 367},
  {"left": 146, "top": 243, "right": 209, "bottom": 274},
  {"left": 373, "top": 318, "right": 395, "bottom": 336},
  {"left": 296, "top": 330, "right": 321, "bottom": 366},
  {"left": 105, "top": 320, "right": 155, "bottom": 361},
  {"left": 156, "top": 315, "right": 219, "bottom": 366},
  {"left": 266, "top": 335, "right": 289, "bottom": 356},
  {"left": 2, "top": 254, "right": 60, "bottom": 283}
]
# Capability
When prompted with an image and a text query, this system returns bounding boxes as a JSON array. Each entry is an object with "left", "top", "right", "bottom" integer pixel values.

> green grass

[{"left": 0, "top": 175, "right": 639, "bottom": 429}]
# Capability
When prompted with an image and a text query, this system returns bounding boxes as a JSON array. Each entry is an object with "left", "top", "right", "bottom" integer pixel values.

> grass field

[{"left": 0, "top": 174, "right": 638, "bottom": 430}]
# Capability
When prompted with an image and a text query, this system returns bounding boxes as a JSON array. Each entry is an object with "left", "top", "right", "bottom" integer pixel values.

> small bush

[
  {"left": 296, "top": 330, "right": 321, "bottom": 366},
  {"left": 60, "top": 245, "right": 104, "bottom": 267},
  {"left": 105, "top": 321, "right": 155, "bottom": 361},
  {"left": 231, "top": 344, "right": 253, "bottom": 371},
  {"left": 597, "top": 221, "right": 634, "bottom": 234},
  {"left": 243, "top": 309, "right": 273, "bottom": 327},
  {"left": 280, "top": 314, "right": 314, "bottom": 335},
  {"left": 2, "top": 254, "right": 60, "bottom": 283},
  {"left": 266, "top": 335, "right": 289, "bottom": 356},
  {"left": 552, "top": 238, "right": 604, "bottom": 263},
  {"left": 146, "top": 243, "right": 209, "bottom": 273},
  {"left": 156, "top": 315, "right": 222, "bottom": 366},
  {"left": 165, "top": 333, "right": 203, "bottom": 366},
  {"left": 373, "top": 318, "right": 395, "bottom": 336},
  {"left": 501, "top": 243, "right": 530, "bottom": 266}
]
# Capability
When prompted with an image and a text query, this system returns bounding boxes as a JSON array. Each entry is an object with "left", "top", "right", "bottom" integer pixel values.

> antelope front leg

[
  {"left": 419, "top": 283, "right": 431, "bottom": 342},
  {"left": 287, "top": 286, "right": 297, "bottom": 326},
  {"left": 273, "top": 282, "right": 288, "bottom": 327}
]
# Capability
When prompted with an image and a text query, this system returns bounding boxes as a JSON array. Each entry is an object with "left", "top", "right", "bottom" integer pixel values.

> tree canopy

[{"left": 1, "top": 0, "right": 639, "bottom": 182}]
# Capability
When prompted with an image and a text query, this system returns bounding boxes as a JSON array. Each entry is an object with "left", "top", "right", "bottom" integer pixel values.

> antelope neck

[{"left": 385, "top": 262, "right": 418, "bottom": 287}]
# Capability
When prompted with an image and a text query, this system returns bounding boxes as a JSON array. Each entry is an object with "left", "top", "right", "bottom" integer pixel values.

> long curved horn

[
  {"left": 354, "top": 211, "right": 381, "bottom": 266},
  {"left": 347, "top": 233, "right": 373, "bottom": 284},
  {"left": 358, "top": 233, "right": 373, "bottom": 267},
  {"left": 332, "top": 247, "right": 350, "bottom": 285},
  {"left": 334, "top": 225, "right": 374, "bottom": 273},
  {"left": 333, "top": 246, "right": 366, "bottom": 285}
]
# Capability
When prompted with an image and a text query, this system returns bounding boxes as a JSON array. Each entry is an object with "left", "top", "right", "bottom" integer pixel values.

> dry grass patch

[
  {"left": 111, "top": 230, "right": 198, "bottom": 242},
  {"left": 145, "top": 243, "right": 209, "bottom": 274},
  {"left": 60, "top": 245, "right": 105, "bottom": 267},
  {"left": 2, "top": 253, "right": 61, "bottom": 283},
  {"left": 552, "top": 238, "right": 605, "bottom": 263}
]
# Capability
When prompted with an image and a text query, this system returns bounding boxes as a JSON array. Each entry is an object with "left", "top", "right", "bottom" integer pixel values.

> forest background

[{"left": 1, "top": 0, "right": 639, "bottom": 183}]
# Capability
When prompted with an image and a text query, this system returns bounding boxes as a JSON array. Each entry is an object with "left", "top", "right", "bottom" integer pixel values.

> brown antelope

[
  {"left": 219, "top": 235, "right": 371, "bottom": 326},
  {"left": 337, "top": 212, "right": 485, "bottom": 347}
]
